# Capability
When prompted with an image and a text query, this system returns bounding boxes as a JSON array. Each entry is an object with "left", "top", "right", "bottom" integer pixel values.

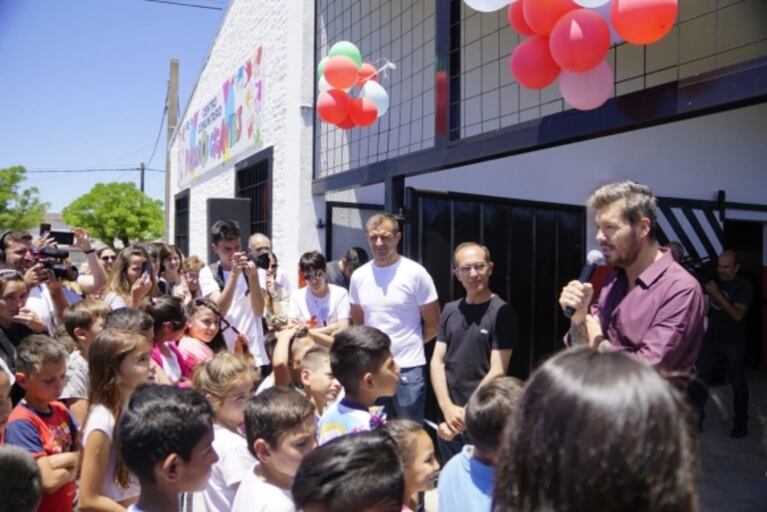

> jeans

[
  {"left": 688, "top": 339, "right": 749, "bottom": 428},
  {"left": 377, "top": 365, "right": 426, "bottom": 425}
]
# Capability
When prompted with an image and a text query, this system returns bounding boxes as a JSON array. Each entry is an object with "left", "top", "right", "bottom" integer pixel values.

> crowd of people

[{"left": 0, "top": 179, "right": 754, "bottom": 512}]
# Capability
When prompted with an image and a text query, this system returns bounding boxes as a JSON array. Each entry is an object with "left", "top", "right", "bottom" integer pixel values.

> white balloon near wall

[
  {"left": 574, "top": 0, "right": 611, "bottom": 7},
  {"left": 361, "top": 80, "right": 390, "bottom": 117},
  {"left": 463, "top": 0, "right": 512, "bottom": 13}
]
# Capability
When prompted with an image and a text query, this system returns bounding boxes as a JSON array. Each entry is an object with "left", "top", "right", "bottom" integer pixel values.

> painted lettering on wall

[{"left": 177, "top": 47, "right": 264, "bottom": 186}]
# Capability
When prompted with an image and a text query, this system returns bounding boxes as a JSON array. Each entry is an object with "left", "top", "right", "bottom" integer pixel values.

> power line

[
  {"left": 145, "top": 0, "right": 223, "bottom": 10},
  {"left": 145, "top": 102, "right": 167, "bottom": 169},
  {"left": 26, "top": 168, "right": 165, "bottom": 174}
]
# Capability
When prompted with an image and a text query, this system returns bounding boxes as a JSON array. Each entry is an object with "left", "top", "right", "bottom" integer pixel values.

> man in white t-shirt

[
  {"left": 199, "top": 219, "right": 266, "bottom": 368},
  {"left": 288, "top": 251, "right": 350, "bottom": 348},
  {"left": 349, "top": 212, "right": 440, "bottom": 424}
]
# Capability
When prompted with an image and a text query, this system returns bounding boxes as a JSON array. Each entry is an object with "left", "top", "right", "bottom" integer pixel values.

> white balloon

[
  {"left": 361, "top": 81, "right": 389, "bottom": 117},
  {"left": 574, "top": 0, "right": 610, "bottom": 7},
  {"left": 318, "top": 75, "right": 331, "bottom": 93},
  {"left": 592, "top": 1, "right": 624, "bottom": 45},
  {"left": 463, "top": 0, "right": 512, "bottom": 13}
]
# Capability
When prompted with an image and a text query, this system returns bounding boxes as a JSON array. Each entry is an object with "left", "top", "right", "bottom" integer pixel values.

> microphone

[{"left": 564, "top": 250, "right": 606, "bottom": 318}]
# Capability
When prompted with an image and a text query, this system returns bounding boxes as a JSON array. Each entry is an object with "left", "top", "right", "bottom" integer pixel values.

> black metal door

[
  {"left": 325, "top": 202, "right": 384, "bottom": 261},
  {"left": 405, "top": 188, "right": 586, "bottom": 379}
]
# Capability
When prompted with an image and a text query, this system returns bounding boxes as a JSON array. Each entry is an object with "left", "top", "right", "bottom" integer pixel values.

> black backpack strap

[{"left": 209, "top": 261, "right": 250, "bottom": 295}]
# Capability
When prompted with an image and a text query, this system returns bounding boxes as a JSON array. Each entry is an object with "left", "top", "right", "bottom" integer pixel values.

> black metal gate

[{"left": 404, "top": 188, "right": 586, "bottom": 379}]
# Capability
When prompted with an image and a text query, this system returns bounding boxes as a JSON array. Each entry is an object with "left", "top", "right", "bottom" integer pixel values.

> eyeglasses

[
  {"left": 101, "top": 255, "right": 116, "bottom": 262},
  {"left": 302, "top": 270, "right": 326, "bottom": 281},
  {"left": 456, "top": 262, "right": 488, "bottom": 275}
]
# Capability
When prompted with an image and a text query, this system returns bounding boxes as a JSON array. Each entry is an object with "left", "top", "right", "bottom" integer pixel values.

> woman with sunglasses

[
  {"left": 288, "top": 251, "right": 351, "bottom": 348},
  {"left": 96, "top": 247, "right": 118, "bottom": 274}
]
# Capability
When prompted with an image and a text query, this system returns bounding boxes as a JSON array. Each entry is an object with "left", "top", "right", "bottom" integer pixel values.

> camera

[
  {"left": 30, "top": 247, "right": 79, "bottom": 281},
  {"left": 247, "top": 250, "right": 271, "bottom": 270},
  {"left": 682, "top": 256, "right": 717, "bottom": 287}
]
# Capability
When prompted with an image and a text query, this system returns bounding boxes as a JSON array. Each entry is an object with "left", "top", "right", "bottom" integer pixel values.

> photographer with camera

[
  {"left": 199, "top": 219, "right": 266, "bottom": 372},
  {"left": 0, "top": 230, "right": 69, "bottom": 333}
]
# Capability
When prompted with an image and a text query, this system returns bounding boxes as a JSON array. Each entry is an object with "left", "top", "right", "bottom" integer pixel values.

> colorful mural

[{"left": 177, "top": 47, "right": 264, "bottom": 186}]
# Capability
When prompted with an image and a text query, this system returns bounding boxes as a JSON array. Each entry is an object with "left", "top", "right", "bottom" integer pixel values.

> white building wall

[{"left": 167, "top": 0, "right": 317, "bottom": 289}]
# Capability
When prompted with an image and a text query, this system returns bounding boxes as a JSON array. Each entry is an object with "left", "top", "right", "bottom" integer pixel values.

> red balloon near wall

[
  {"left": 610, "top": 0, "right": 678, "bottom": 45},
  {"left": 523, "top": 0, "right": 579, "bottom": 36},
  {"left": 509, "top": 35, "right": 561, "bottom": 89},
  {"left": 350, "top": 98, "right": 378, "bottom": 127},
  {"left": 324, "top": 56, "right": 359, "bottom": 89},
  {"left": 507, "top": 0, "right": 535, "bottom": 36},
  {"left": 336, "top": 114, "right": 357, "bottom": 130},
  {"left": 550, "top": 9, "right": 610, "bottom": 72},
  {"left": 317, "top": 89, "right": 351, "bottom": 124},
  {"left": 356, "top": 63, "right": 378, "bottom": 87}
]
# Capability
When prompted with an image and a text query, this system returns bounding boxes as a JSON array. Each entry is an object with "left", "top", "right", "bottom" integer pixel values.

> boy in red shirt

[{"left": 5, "top": 335, "right": 78, "bottom": 512}]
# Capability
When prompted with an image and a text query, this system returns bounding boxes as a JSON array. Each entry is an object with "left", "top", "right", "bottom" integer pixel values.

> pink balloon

[
  {"left": 610, "top": 0, "right": 678, "bottom": 45},
  {"left": 559, "top": 59, "right": 613, "bottom": 110},
  {"left": 508, "top": 0, "right": 535, "bottom": 35},
  {"left": 550, "top": 9, "right": 610, "bottom": 72},
  {"left": 509, "top": 36, "right": 561, "bottom": 89}
]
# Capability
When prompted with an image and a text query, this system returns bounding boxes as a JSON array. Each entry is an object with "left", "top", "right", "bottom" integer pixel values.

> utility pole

[
  {"left": 140, "top": 162, "right": 145, "bottom": 192},
  {"left": 165, "top": 59, "right": 179, "bottom": 242}
]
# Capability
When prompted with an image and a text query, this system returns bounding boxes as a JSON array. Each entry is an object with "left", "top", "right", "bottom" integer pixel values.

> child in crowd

[
  {"left": 0, "top": 370, "right": 11, "bottom": 442},
  {"left": 318, "top": 326, "right": 399, "bottom": 444},
  {"left": 232, "top": 387, "right": 317, "bottom": 512},
  {"left": 157, "top": 244, "right": 184, "bottom": 296},
  {"left": 144, "top": 296, "right": 192, "bottom": 385},
  {"left": 258, "top": 327, "right": 315, "bottom": 393},
  {"left": 299, "top": 347, "right": 341, "bottom": 421},
  {"left": 493, "top": 347, "right": 699, "bottom": 512},
  {"left": 175, "top": 255, "right": 204, "bottom": 305},
  {"left": 192, "top": 352, "right": 258, "bottom": 511},
  {"left": 79, "top": 329, "right": 153, "bottom": 510},
  {"left": 103, "top": 307, "right": 154, "bottom": 338},
  {"left": 5, "top": 335, "right": 79, "bottom": 512},
  {"left": 117, "top": 384, "right": 218, "bottom": 512},
  {"left": 384, "top": 420, "right": 440, "bottom": 512},
  {"left": 178, "top": 299, "right": 227, "bottom": 371},
  {"left": 0, "top": 444, "right": 43, "bottom": 512},
  {"left": 438, "top": 376, "right": 523, "bottom": 512},
  {"left": 292, "top": 430, "right": 404, "bottom": 512},
  {"left": 102, "top": 246, "right": 156, "bottom": 310},
  {"left": 59, "top": 298, "right": 109, "bottom": 426}
]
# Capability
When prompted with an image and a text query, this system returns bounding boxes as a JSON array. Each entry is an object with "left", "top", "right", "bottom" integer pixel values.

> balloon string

[{"left": 360, "top": 59, "right": 396, "bottom": 87}]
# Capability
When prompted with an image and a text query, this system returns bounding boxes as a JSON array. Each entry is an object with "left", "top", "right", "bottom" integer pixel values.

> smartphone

[
  {"left": 39, "top": 223, "right": 52, "bottom": 237},
  {"left": 49, "top": 230, "right": 75, "bottom": 246},
  {"left": 141, "top": 260, "right": 152, "bottom": 276}
]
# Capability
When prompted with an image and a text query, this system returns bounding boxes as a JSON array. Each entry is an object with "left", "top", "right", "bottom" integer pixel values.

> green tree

[
  {"left": 62, "top": 182, "right": 164, "bottom": 248},
  {"left": 0, "top": 166, "right": 48, "bottom": 229}
]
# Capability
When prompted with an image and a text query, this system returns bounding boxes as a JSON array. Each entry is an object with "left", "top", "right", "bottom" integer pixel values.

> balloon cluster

[
  {"left": 316, "top": 41, "right": 391, "bottom": 129},
  {"left": 466, "top": 0, "right": 678, "bottom": 110}
]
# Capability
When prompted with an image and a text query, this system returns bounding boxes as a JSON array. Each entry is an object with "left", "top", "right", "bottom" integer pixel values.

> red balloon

[
  {"left": 508, "top": 0, "right": 535, "bottom": 36},
  {"left": 611, "top": 0, "right": 677, "bottom": 45},
  {"left": 350, "top": 98, "right": 378, "bottom": 127},
  {"left": 356, "top": 62, "right": 378, "bottom": 87},
  {"left": 523, "top": 0, "right": 579, "bottom": 36},
  {"left": 550, "top": 9, "right": 610, "bottom": 72},
  {"left": 335, "top": 114, "right": 357, "bottom": 130},
  {"left": 317, "top": 89, "right": 351, "bottom": 124},
  {"left": 509, "top": 36, "right": 561, "bottom": 89},
  {"left": 324, "top": 56, "right": 359, "bottom": 89}
]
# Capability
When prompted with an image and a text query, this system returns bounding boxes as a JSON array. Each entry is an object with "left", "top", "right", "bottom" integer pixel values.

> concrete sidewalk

[{"left": 698, "top": 371, "right": 767, "bottom": 512}]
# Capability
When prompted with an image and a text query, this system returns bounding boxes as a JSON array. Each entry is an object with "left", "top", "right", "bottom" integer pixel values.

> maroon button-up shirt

[{"left": 571, "top": 249, "right": 706, "bottom": 374}]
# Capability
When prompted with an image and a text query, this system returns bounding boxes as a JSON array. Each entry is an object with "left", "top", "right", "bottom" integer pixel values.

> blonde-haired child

[{"left": 192, "top": 352, "right": 258, "bottom": 511}]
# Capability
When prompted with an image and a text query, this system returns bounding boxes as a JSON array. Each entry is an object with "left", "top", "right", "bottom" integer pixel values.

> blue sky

[{"left": 0, "top": 0, "right": 225, "bottom": 212}]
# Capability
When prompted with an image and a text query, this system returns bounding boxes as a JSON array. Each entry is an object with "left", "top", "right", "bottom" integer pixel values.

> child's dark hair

[
  {"left": 62, "top": 298, "right": 110, "bottom": 340},
  {"left": 117, "top": 384, "right": 214, "bottom": 484},
  {"left": 292, "top": 430, "right": 404, "bottom": 512},
  {"left": 298, "top": 251, "right": 327, "bottom": 273},
  {"left": 144, "top": 296, "right": 187, "bottom": 337},
  {"left": 244, "top": 387, "right": 314, "bottom": 459},
  {"left": 0, "top": 445, "right": 43, "bottom": 512},
  {"left": 382, "top": 419, "right": 424, "bottom": 467},
  {"left": 15, "top": 335, "right": 68, "bottom": 376},
  {"left": 329, "top": 326, "right": 391, "bottom": 394},
  {"left": 210, "top": 219, "right": 241, "bottom": 245},
  {"left": 465, "top": 376, "right": 523, "bottom": 455},
  {"left": 104, "top": 307, "right": 154, "bottom": 334},
  {"left": 186, "top": 298, "right": 227, "bottom": 353},
  {"left": 344, "top": 246, "right": 369, "bottom": 273}
]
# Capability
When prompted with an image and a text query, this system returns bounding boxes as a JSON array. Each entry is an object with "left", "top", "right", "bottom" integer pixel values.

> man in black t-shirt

[
  {"left": 430, "top": 242, "right": 517, "bottom": 461},
  {"left": 325, "top": 247, "right": 369, "bottom": 290},
  {"left": 689, "top": 250, "right": 753, "bottom": 438}
]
